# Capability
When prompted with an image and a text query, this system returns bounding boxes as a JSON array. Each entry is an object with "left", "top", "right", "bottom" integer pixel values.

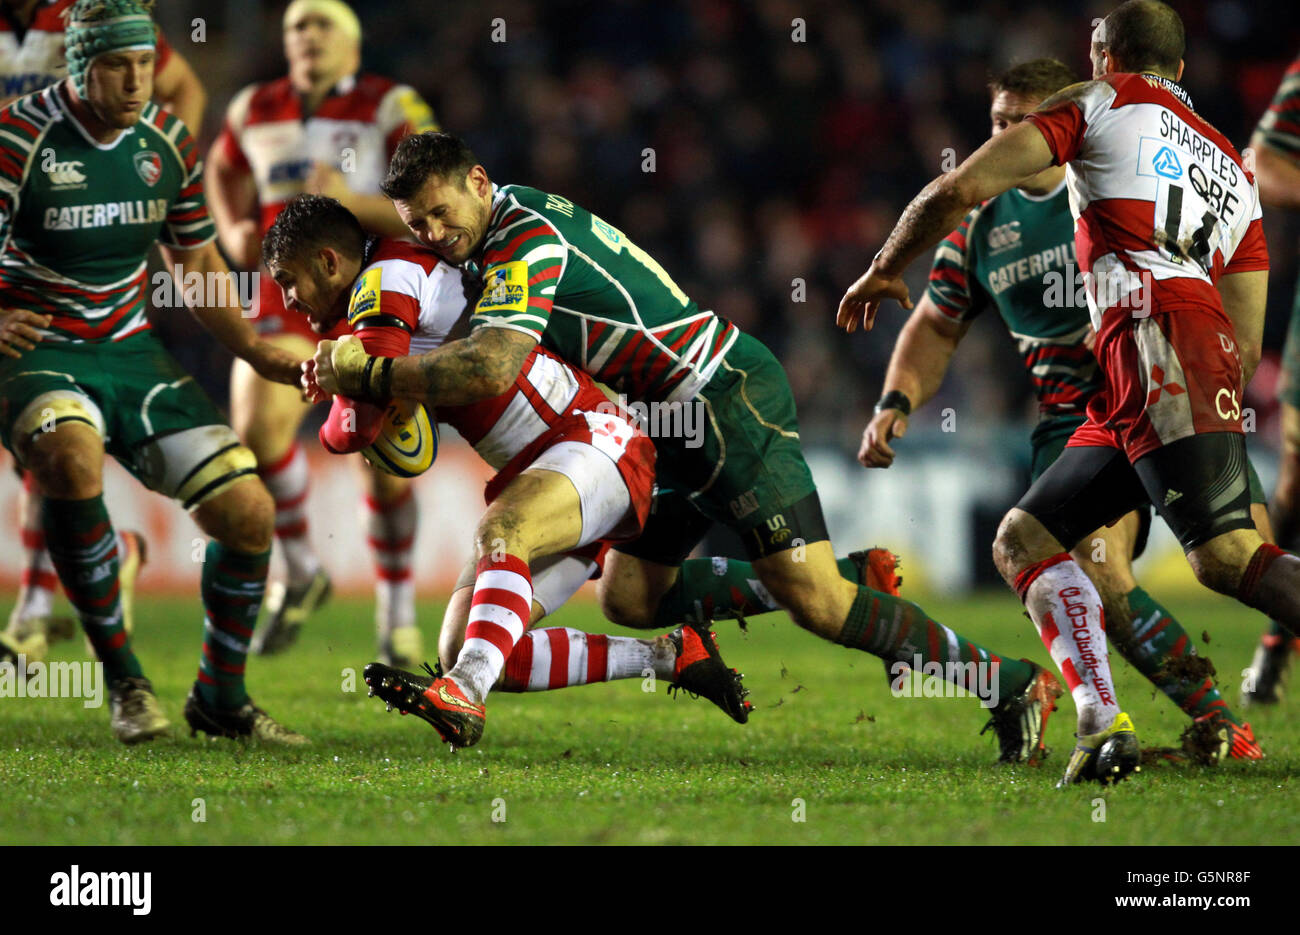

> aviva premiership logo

[
  {"left": 475, "top": 261, "right": 528, "bottom": 314},
  {"left": 134, "top": 150, "right": 162, "bottom": 187}
]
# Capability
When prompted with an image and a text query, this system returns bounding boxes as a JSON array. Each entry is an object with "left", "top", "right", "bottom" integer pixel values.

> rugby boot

[
  {"left": 1057, "top": 711, "right": 1141, "bottom": 787},
  {"left": 109, "top": 676, "right": 171, "bottom": 745},
  {"left": 378, "top": 624, "right": 425, "bottom": 670},
  {"left": 666, "top": 625, "right": 753, "bottom": 723},
  {"left": 1182, "top": 713, "right": 1263, "bottom": 763},
  {"left": 982, "top": 662, "right": 1063, "bottom": 764},
  {"left": 847, "top": 547, "right": 902, "bottom": 596},
  {"left": 183, "top": 684, "right": 309, "bottom": 745},
  {"left": 0, "top": 630, "right": 47, "bottom": 667},
  {"left": 252, "top": 568, "right": 331, "bottom": 655},
  {"left": 364, "top": 662, "right": 485, "bottom": 748},
  {"left": 1240, "top": 633, "right": 1295, "bottom": 707}
]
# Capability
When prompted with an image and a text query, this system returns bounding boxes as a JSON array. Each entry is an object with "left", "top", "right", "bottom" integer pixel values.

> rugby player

[
  {"left": 309, "top": 131, "right": 1066, "bottom": 763},
  {"left": 1241, "top": 50, "right": 1300, "bottom": 705},
  {"left": 2, "top": 0, "right": 205, "bottom": 660},
  {"left": 838, "top": 0, "right": 1299, "bottom": 785},
  {"left": 0, "top": 0, "right": 305, "bottom": 743},
  {"left": 861, "top": 57, "right": 1266, "bottom": 762},
  {"left": 206, "top": 0, "right": 436, "bottom": 664},
  {"left": 270, "top": 195, "right": 750, "bottom": 743}
]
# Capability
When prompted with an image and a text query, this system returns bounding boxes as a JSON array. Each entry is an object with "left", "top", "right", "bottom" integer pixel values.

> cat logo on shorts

[{"left": 1215, "top": 388, "right": 1241, "bottom": 421}]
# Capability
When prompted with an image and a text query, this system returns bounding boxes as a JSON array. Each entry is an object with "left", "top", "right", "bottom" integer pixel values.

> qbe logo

[{"left": 49, "top": 865, "right": 151, "bottom": 915}]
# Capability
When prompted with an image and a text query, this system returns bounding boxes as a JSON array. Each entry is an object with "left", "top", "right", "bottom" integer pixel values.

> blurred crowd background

[{"left": 158, "top": 0, "right": 1300, "bottom": 452}]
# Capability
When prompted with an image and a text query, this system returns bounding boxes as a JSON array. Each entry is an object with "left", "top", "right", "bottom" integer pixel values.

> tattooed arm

[{"left": 308, "top": 326, "right": 537, "bottom": 407}]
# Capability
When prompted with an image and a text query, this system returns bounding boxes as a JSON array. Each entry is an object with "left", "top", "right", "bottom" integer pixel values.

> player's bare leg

[
  {"left": 232, "top": 335, "right": 330, "bottom": 655},
  {"left": 1245, "top": 403, "right": 1300, "bottom": 705},
  {"left": 362, "top": 462, "right": 418, "bottom": 666},
  {"left": 182, "top": 475, "right": 307, "bottom": 744},
  {"left": 20, "top": 420, "right": 168, "bottom": 743},
  {"left": 1189, "top": 526, "right": 1300, "bottom": 628},
  {"left": 1075, "top": 511, "right": 1260, "bottom": 761},
  {"left": 994, "top": 507, "right": 1138, "bottom": 785}
]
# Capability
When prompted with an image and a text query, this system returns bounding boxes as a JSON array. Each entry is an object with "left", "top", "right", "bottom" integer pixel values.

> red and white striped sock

[
  {"left": 1015, "top": 552, "right": 1120, "bottom": 734},
  {"left": 365, "top": 489, "right": 417, "bottom": 632},
  {"left": 498, "top": 629, "right": 675, "bottom": 691},
  {"left": 451, "top": 554, "right": 533, "bottom": 703},
  {"left": 258, "top": 442, "right": 319, "bottom": 585},
  {"left": 13, "top": 472, "right": 57, "bottom": 621}
]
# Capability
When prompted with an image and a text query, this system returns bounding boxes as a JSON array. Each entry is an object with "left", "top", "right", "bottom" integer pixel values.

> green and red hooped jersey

[
  {"left": 925, "top": 182, "right": 1103, "bottom": 417},
  {"left": 0, "top": 83, "right": 214, "bottom": 343},
  {"left": 468, "top": 184, "right": 738, "bottom": 405}
]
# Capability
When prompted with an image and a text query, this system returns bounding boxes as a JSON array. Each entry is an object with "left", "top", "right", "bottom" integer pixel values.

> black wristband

[
  {"left": 358, "top": 354, "right": 393, "bottom": 402},
  {"left": 375, "top": 357, "right": 394, "bottom": 400},
  {"left": 874, "top": 390, "right": 912, "bottom": 416}
]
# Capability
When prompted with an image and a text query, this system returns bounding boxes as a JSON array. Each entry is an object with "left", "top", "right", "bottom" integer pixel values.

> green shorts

[
  {"left": 1280, "top": 281, "right": 1300, "bottom": 411},
  {"left": 0, "top": 332, "right": 254, "bottom": 507},
  {"left": 616, "top": 332, "right": 825, "bottom": 564}
]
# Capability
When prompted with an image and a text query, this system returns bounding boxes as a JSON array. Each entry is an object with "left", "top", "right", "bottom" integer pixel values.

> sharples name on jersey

[{"left": 43, "top": 199, "right": 170, "bottom": 230}]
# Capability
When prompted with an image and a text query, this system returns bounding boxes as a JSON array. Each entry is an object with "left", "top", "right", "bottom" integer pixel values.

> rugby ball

[{"left": 360, "top": 398, "right": 438, "bottom": 477}]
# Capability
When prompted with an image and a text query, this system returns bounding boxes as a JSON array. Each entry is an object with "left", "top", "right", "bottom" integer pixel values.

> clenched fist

[{"left": 309, "top": 334, "right": 386, "bottom": 400}]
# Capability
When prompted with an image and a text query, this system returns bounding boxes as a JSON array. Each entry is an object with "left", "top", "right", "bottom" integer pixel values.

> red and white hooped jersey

[
  {"left": 0, "top": 0, "right": 173, "bottom": 101},
  {"left": 213, "top": 73, "right": 435, "bottom": 317},
  {"left": 1026, "top": 73, "right": 1269, "bottom": 339},
  {"left": 334, "top": 237, "right": 626, "bottom": 473}
]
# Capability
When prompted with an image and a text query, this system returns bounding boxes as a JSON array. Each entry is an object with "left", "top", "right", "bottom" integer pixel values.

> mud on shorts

[
  {"left": 614, "top": 331, "right": 828, "bottom": 566},
  {"left": 0, "top": 332, "right": 258, "bottom": 509},
  {"left": 1019, "top": 308, "right": 1265, "bottom": 552}
]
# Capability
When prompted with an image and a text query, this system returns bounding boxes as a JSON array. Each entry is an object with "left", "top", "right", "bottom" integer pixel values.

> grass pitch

[{"left": 1, "top": 589, "right": 1296, "bottom": 845}]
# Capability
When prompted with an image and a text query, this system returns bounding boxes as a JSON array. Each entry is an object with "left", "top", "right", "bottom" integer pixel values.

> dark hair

[
  {"left": 381, "top": 131, "right": 480, "bottom": 201},
  {"left": 1099, "top": 0, "right": 1184, "bottom": 76},
  {"left": 990, "top": 58, "right": 1078, "bottom": 101},
  {"left": 262, "top": 194, "right": 365, "bottom": 269}
]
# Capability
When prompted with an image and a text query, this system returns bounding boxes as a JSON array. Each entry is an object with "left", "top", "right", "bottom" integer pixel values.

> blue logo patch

[{"left": 1152, "top": 146, "right": 1183, "bottom": 179}]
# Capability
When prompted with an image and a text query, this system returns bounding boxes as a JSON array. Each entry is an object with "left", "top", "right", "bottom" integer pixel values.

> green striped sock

[
  {"left": 1121, "top": 586, "right": 1239, "bottom": 725},
  {"left": 197, "top": 543, "right": 269, "bottom": 709},
  {"left": 838, "top": 586, "right": 1036, "bottom": 705},
  {"left": 43, "top": 496, "right": 142, "bottom": 681}
]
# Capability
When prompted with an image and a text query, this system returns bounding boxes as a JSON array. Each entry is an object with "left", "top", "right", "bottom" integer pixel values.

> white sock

[
  {"left": 497, "top": 629, "right": 673, "bottom": 690},
  {"left": 258, "top": 442, "right": 320, "bottom": 585},
  {"left": 365, "top": 489, "right": 417, "bottom": 632},
  {"left": 451, "top": 554, "right": 532, "bottom": 703},
  {"left": 1016, "top": 553, "right": 1120, "bottom": 734}
]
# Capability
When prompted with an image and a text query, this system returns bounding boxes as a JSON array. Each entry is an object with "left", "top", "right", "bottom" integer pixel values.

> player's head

[
  {"left": 382, "top": 132, "right": 493, "bottom": 266},
  {"left": 988, "top": 59, "right": 1078, "bottom": 135},
  {"left": 1091, "top": 1, "right": 1184, "bottom": 81},
  {"left": 64, "top": 0, "right": 157, "bottom": 128},
  {"left": 283, "top": 0, "right": 361, "bottom": 86},
  {"left": 263, "top": 194, "right": 366, "bottom": 333}
]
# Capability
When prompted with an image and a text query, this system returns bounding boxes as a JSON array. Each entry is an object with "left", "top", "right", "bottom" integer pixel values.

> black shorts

[{"left": 1018, "top": 432, "right": 1255, "bottom": 553}]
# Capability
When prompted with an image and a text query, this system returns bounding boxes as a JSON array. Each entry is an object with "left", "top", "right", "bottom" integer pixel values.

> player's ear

[
  {"left": 319, "top": 246, "right": 340, "bottom": 277},
  {"left": 1175, "top": 59, "right": 1185, "bottom": 82},
  {"left": 467, "top": 165, "right": 489, "bottom": 197}
]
